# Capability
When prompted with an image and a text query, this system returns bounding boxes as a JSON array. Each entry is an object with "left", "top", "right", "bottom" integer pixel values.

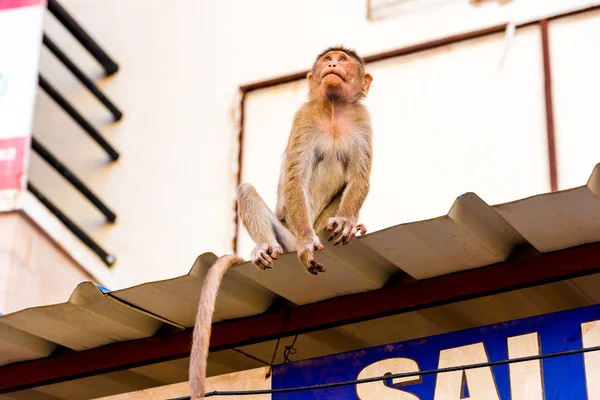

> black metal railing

[
  {"left": 30, "top": 0, "right": 122, "bottom": 266},
  {"left": 27, "top": 183, "right": 116, "bottom": 266},
  {"left": 42, "top": 34, "right": 123, "bottom": 121},
  {"left": 37, "top": 75, "right": 120, "bottom": 160},
  {"left": 46, "top": 0, "right": 119, "bottom": 76},
  {"left": 31, "top": 137, "right": 116, "bottom": 223}
]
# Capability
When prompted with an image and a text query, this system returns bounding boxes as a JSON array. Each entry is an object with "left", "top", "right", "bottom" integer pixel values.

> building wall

[
  {"left": 92, "top": 367, "right": 270, "bottom": 400},
  {"left": 0, "top": 211, "right": 93, "bottom": 314},
  {"left": 550, "top": 10, "right": 600, "bottom": 189},
  {"left": 30, "top": 0, "right": 600, "bottom": 288},
  {"left": 238, "top": 26, "right": 551, "bottom": 256}
]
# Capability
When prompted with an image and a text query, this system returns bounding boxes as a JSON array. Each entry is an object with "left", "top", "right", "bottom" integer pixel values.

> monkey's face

[
  {"left": 308, "top": 51, "right": 365, "bottom": 102},
  {"left": 319, "top": 51, "right": 352, "bottom": 85}
]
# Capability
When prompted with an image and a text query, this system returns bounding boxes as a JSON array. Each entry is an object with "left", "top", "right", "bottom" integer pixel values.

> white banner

[{"left": 0, "top": 0, "right": 44, "bottom": 207}]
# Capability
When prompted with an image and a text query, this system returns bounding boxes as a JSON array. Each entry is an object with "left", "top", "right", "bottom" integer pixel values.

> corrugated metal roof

[{"left": 0, "top": 163, "right": 599, "bottom": 399}]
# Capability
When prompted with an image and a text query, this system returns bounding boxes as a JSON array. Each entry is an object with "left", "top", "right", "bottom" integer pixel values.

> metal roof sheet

[
  {"left": 0, "top": 162, "right": 598, "bottom": 392},
  {"left": 109, "top": 253, "right": 278, "bottom": 327}
]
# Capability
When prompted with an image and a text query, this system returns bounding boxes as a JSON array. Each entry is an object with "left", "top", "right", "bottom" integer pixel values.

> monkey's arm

[
  {"left": 327, "top": 134, "right": 372, "bottom": 245},
  {"left": 282, "top": 133, "right": 315, "bottom": 242},
  {"left": 282, "top": 121, "right": 326, "bottom": 274},
  {"left": 339, "top": 137, "right": 372, "bottom": 221},
  {"left": 275, "top": 154, "right": 286, "bottom": 220}
]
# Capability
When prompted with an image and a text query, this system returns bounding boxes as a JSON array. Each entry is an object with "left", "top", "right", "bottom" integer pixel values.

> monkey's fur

[
  {"left": 189, "top": 254, "right": 243, "bottom": 398},
  {"left": 240, "top": 45, "right": 373, "bottom": 274},
  {"left": 189, "top": 46, "right": 373, "bottom": 398}
]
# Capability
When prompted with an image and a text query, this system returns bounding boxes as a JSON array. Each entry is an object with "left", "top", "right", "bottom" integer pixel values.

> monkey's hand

[
  {"left": 327, "top": 217, "right": 367, "bottom": 246},
  {"left": 251, "top": 244, "right": 283, "bottom": 269},
  {"left": 297, "top": 236, "right": 325, "bottom": 275}
]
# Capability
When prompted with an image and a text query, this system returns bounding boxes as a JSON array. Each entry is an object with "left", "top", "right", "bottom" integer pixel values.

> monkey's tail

[{"left": 189, "top": 254, "right": 244, "bottom": 399}]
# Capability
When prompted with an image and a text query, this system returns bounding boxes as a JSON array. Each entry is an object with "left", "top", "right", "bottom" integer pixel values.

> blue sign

[{"left": 272, "top": 304, "right": 600, "bottom": 399}]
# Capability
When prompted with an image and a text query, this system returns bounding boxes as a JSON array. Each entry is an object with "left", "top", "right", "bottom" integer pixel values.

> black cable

[
  {"left": 169, "top": 345, "right": 600, "bottom": 399},
  {"left": 282, "top": 334, "right": 298, "bottom": 363}
]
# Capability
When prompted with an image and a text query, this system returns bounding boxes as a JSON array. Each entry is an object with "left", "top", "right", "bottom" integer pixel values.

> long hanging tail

[{"left": 189, "top": 254, "right": 244, "bottom": 399}]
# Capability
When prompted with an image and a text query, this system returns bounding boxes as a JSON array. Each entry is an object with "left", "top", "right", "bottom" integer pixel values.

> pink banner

[
  {"left": 0, "top": 137, "right": 27, "bottom": 190},
  {"left": 0, "top": 0, "right": 45, "bottom": 12}
]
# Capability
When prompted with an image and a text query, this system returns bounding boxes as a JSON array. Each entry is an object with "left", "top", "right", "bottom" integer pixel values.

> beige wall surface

[
  {"left": 92, "top": 367, "right": 271, "bottom": 400},
  {"left": 549, "top": 10, "right": 600, "bottom": 190},
  {"left": 238, "top": 26, "right": 551, "bottom": 258},
  {"left": 30, "top": 0, "right": 600, "bottom": 288},
  {"left": 0, "top": 212, "right": 93, "bottom": 314}
]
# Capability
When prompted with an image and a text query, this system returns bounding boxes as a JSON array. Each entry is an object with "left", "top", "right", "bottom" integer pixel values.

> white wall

[
  {"left": 0, "top": 212, "right": 93, "bottom": 314},
  {"left": 238, "top": 26, "right": 551, "bottom": 258},
  {"left": 30, "top": 0, "right": 600, "bottom": 288},
  {"left": 549, "top": 10, "right": 600, "bottom": 189}
]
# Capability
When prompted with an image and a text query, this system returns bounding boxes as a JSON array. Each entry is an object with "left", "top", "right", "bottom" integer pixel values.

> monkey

[
  {"left": 189, "top": 46, "right": 373, "bottom": 399},
  {"left": 238, "top": 45, "right": 373, "bottom": 274}
]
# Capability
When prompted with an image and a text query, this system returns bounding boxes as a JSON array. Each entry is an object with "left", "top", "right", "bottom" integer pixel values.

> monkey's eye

[
  {"left": 324, "top": 56, "right": 332, "bottom": 61},
  {"left": 340, "top": 56, "right": 347, "bottom": 61}
]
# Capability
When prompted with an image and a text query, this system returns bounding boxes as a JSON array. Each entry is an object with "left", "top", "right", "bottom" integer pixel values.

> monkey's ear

[
  {"left": 362, "top": 73, "right": 373, "bottom": 94},
  {"left": 307, "top": 72, "right": 313, "bottom": 84}
]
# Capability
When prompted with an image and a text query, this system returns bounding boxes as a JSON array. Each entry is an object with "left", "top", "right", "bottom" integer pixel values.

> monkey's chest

[{"left": 307, "top": 156, "right": 346, "bottom": 218}]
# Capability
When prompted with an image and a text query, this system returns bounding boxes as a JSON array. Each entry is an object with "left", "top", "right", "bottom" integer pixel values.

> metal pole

[
  {"left": 46, "top": 0, "right": 119, "bottom": 76},
  {"left": 38, "top": 74, "right": 120, "bottom": 161},
  {"left": 27, "top": 182, "right": 116, "bottom": 266},
  {"left": 43, "top": 34, "right": 123, "bottom": 121},
  {"left": 540, "top": 19, "right": 558, "bottom": 192},
  {"left": 31, "top": 136, "right": 117, "bottom": 223}
]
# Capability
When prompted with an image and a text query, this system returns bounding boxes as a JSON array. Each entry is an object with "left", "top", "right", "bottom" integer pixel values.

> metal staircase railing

[{"left": 30, "top": 0, "right": 122, "bottom": 266}]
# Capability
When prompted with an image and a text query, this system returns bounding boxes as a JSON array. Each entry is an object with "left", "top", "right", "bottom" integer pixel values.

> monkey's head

[{"left": 307, "top": 46, "right": 373, "bottom": 103}]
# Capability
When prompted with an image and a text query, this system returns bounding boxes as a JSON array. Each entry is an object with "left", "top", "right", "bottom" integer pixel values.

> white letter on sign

[
  {"left": 582, "top": 320, "right": 600, "bottom": 400},
  {"left": 507, "top": 333, "right": 543, "bottom": 400},
  {"left": 356, "top": 358, "right": 421, "bottom": 399},
  {"left": 434, "top": 342, "right": 500, "bottom": 400}
]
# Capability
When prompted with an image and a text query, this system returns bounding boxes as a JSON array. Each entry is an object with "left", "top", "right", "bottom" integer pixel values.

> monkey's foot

[
  {"left": 299, "top": 253, "right": 326, "bottom": 275},
  {"left": 298, "top": 237, "right": 325, "bottom": 275},
  {"left": 251, "top": 243, "right": 282, "bottom": 269},
  {"left": 307, "top": 261, "right": 325, "bottom": 275},
  {"left": 327, "top": 217, "right": 367, "bottom": 245}
]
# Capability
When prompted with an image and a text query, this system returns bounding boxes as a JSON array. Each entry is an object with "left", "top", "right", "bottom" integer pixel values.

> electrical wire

[{"left": 169, "top": 344, "right": 600, "bottom": 399}]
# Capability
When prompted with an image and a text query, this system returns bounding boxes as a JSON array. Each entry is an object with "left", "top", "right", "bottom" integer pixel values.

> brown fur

[
  {"left": 238, "top": 46, "right": 373, "bottom": 274},
  {"left": 189, "top": 46, "right": 373, "bottom": 398},
  {"left": 189, "top": 254, "right": 244, "bottom": 399}
]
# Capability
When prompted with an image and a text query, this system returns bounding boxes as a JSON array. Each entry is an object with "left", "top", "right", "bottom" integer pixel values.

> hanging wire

[
  {"left": 265, "top": 307, "right": 292, "bottom": 379},
  {"left": 169, "top": 345, "right": 600, "bottom": 399},
  {"left": 283, "top": 334, "right": 298, "bottom": 364}
]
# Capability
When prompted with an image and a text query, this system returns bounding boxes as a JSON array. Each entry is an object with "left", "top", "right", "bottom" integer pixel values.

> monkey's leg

[
  {"left": 313, "top": 193, "right": 342, "bottom": 237},
  {"left": 237, "top": 183, "right": 296, "bottom": 269},
  {"left": 314, "top": 193, "right": 367, "bottom": 246}
]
